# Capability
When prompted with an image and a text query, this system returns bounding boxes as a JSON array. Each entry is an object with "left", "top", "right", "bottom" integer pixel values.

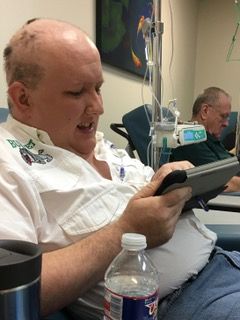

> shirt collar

[
  {"left": 4, "top": 115, "right": 105, "bottom": 148},
  {"left": 4, "top": 115, "right": 54, "bottom": 145}
]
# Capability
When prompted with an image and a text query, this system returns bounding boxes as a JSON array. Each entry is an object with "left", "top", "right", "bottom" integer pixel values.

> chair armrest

[{"left": 206, "top": 224, "right": 240, "bottom": 251}]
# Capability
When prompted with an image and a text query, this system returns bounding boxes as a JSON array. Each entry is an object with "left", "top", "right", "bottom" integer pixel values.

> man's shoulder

[
  {"left": 171, "top": 140, "right": 206, "bottom": 156},
  {"left": 170, "top": 138, "right": 213, "bottom": 166}
]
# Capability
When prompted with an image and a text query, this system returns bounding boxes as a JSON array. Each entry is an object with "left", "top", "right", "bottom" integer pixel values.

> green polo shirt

[{"left": 170, "top": 132, "right": 233, "bottom": 166}]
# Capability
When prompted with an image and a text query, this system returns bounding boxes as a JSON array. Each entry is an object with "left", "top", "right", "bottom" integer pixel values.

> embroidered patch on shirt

[{"left": 7, "top": 138, "right": 53, "bottom": 166}]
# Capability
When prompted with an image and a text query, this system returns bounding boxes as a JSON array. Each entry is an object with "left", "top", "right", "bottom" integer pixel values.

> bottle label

[{"left": 104, "top": 288, "right": 158, "bottom": 320}]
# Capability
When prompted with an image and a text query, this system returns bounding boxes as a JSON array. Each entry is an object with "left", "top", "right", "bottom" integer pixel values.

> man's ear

[
  {"left": 7, "top": 81, "right": 32, "bottom": 113},
  {"left": 200, "top": 103, "right": 209, "bottom": 120}
]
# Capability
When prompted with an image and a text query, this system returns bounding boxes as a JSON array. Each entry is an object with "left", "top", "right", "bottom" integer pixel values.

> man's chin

[{"left": 75, "top": 140, "right": 96, "bottom": 157}]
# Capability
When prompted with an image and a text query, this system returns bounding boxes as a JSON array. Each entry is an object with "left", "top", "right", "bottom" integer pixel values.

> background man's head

[{"left": 191, "top": 86, "right": 231, "bottom": 139}]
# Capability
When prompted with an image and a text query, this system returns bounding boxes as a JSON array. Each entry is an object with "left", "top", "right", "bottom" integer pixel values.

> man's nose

[
  {"left": 222, "top": 119, "right": 229, "bottom": 127},
  {"left": 85, "top": 92, "right": 104, "bottom": 115}
]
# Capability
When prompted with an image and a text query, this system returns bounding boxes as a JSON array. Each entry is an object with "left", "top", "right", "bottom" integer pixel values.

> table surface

[{"left": 208, "top": 193, "right": 240, "bottom": 209}]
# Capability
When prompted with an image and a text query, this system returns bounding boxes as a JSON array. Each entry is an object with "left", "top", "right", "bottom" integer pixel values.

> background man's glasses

[{"left": 207, "top": 104, "right": 230, "bottom": 121}]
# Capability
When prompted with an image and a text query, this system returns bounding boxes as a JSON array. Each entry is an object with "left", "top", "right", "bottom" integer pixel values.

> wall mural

[{"left": 96, "top": 0, "right": 153, "bottom": 77}]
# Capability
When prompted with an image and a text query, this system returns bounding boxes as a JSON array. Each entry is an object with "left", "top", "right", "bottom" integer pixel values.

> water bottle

[{"left": 104, "top": 233, "right": 159, "bottom": 320}]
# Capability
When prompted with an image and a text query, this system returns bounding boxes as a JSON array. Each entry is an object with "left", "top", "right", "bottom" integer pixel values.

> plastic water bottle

[{"left": 103, "top": 233, "right": 159, "bottom": 320}]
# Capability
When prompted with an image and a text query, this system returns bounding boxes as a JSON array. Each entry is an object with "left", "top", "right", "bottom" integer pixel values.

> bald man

[{"left": 1, "top": 19, "right": 240, "bottom": 320}]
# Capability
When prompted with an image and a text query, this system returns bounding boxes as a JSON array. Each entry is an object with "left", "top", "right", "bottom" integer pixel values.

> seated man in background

[
  {"left": 170, "top": 87, "right": 240, "bottom": 192},
  {"left": 1, "top": 19, "right": 240, "bottom": 320}
]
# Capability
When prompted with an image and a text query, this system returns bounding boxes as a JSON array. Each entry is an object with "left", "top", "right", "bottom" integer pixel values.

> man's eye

[
  {"left": 96, "top": 87, "right": 101, "bottom": 95},
  {"left": 69, "top": 91, "right": 82, "bottom": 97}
]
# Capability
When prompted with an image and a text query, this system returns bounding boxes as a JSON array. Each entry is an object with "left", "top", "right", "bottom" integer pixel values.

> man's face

[
  {"left": 24, "top": 38, "right": 104, "bottom": 158},
  {"left": 204, "top": 93, "right": 231, "bottom": 139}
]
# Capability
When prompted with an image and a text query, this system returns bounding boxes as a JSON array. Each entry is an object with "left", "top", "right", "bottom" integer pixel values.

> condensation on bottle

[{"left": 103, "top": 233, "right": 159, "bottom": 320}]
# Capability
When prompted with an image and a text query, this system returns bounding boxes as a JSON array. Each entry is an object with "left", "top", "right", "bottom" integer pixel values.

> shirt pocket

[{"left": 57, "top": 185, "right": 126, "bottom": 241}]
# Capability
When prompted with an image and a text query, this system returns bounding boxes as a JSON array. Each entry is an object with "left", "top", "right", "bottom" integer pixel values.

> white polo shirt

[{"left": 0, "top": 116, "right": 216, "bottom": 318}]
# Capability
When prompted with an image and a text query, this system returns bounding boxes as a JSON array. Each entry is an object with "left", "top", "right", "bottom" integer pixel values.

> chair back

[
  {"left": 235, "top": 112, "right": 240, "bottom": 156},
  {"left": 111, "top": 104, "right": 175, "bottom": 167},
  {"left": 0, "top": 108, "right": 9, "bottom": 123},
  {"left": 220, "top": 111, "right": 238, "bottom": 151},
  {"left": 122, "top": 105, "right": 152, "bottom": 165}
]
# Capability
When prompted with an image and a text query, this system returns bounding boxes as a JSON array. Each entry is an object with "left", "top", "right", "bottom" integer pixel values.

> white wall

[
  {"left": 161, "top": 0, "right": 199, "bottom": 118},
  {"left": 195, "top": 0, "right": 240, "bottom": 109}
]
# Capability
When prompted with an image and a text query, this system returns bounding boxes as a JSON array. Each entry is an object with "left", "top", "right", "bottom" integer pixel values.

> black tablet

[{"left": 154, "top": 156, "right": 240, "bottom": 212}]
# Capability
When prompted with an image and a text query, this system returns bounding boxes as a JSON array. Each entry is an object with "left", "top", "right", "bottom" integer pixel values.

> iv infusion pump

[
  {"left": 154, "top": 121, "right": 207, "bottom": 148},
  {"left": 175, "top": 123, "right": 207, "bottom": 146}
]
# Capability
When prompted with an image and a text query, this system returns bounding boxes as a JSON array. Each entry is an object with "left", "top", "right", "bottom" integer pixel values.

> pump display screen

[
  {"left": 183, "top": 129, "right": 206, "bottom": 142},
  {"left": 184, "top": 130, "right": 194, "bottom": 141}
]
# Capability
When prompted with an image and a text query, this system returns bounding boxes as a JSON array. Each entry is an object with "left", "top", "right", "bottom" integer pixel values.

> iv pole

[
  {"left": 147, "top": 0, "right": 207, "bottom": 169},
  {"left": 151, "top": 0, "right": 164, "bottom": 171}
]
